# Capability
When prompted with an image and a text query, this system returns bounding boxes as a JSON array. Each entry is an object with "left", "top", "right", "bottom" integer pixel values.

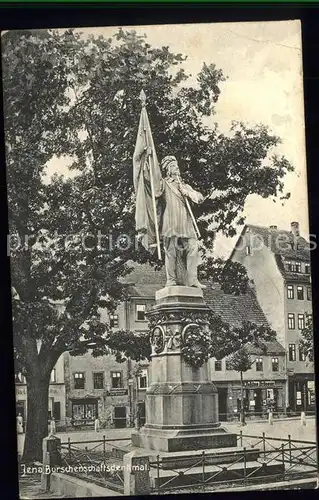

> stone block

[{"left": 132, "top": 426, "right": 237, "bottom": 452}]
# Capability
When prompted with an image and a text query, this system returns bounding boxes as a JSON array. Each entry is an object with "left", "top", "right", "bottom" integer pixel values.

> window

[
  {"left": 288, "top": 313, "right": 295, "bottom": 330},
  {"left": 136, "top": 304, "right": 146, "bottom": 321},
  {"left": 298, "top": 314, "right": 305, "bottom": 330},
  {"left": 288, "top": 344, "right": 296, "bottom": 361},
  {"left": 138, "top": 369, "right": 148, "bottom": 389},
  {"left": 109, "top": 314, "right": 119, "bottom": 328},
  {"left": 74, "top": 373, "right": 85, "bottom": 389},
  {"left": 225, "top": 360, "right": 232, "bottom": 370},
  {"left": 93, "top": 372, "right": 104, "bottom": 389},
  {"left": 295, "top": 262, "right": 301, "bottom": 273},
  {"left": 287, "top": 261, "right": 296, "bottom": 272},
  {"left": 215, "top": 360, "right": 222, "bottom": 371},
  {"left": 245, "top": 245, "right": 251, "bottom": 256},
  {"left": 111, "top": 371, "right": 122, "bottom": 389},
  {"left": 307, "top": 286, "right": 312, "bottom": 301},
  {"left": 287, "top": 285, "right": 294, "bottom": 299},
  {"left": 50, "top": 368, "right": 56, "bottom": 383},
  {"left": 297, "top": 286, "right": 304, "bottom": 300},
  {"left": 271, "top": 358, "right": 279, "bottom": 372},
  {"left": 255, "top": 358, "right": 263, "bottom": 371},
  {"left": 305, "top": 264, "right": 310, "bottom": 274},
  {"left": 299, "top": 348, "right": 306, "bottom": 361}
]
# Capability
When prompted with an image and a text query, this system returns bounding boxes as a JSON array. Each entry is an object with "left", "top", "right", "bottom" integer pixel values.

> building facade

[
  {"left": 62, "top": 264, "right": 164, "bottom": 428},
  {"left": 229, "top": 222, "right": 315, "bottom": 412},
  {"left": 15, "top": 354, "right": 66, "bottom": 427},
  {"left": 64, "top": 351, "right": 148, "bottom": 428},
  {"left": 205, "top": 284, "right": 287, "bottom": 420}
]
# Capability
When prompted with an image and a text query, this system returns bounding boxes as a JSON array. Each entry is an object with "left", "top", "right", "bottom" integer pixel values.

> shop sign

[
  {"left": 49, "top": 387, "right": 63, "bottom": 396},
  {"left": 108, "top": 389, "right": 128, "bottom": 396},
  {"left": 244, "top": 380, "right": 276, "bottom": 388}
]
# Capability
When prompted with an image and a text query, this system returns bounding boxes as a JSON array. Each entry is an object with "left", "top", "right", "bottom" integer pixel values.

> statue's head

[{"left": 161, "top": 156, "right": 180, "bottom": 179}]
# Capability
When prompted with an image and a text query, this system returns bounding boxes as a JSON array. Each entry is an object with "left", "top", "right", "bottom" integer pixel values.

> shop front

[
  {"left": 217, "top": 380, "right": 286, "bottom": 420},
  {"left": 71, "top": 398, "right": 98, "bottom": 426},
  {"left": 288, "top": 373, "right": 316, "bottom": 412}
]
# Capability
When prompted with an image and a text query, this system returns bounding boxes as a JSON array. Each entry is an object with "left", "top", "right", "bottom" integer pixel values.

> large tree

[{"left": 2, "top": 28, "right": 293, "bottom": 461}]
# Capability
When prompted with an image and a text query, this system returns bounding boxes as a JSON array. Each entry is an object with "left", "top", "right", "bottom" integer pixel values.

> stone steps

[
  {"left": 149, "top": 459, "right": 285, "bottom": 488},
  {"left": 159, "top": 446, "right": 260, "bottom": 469}
]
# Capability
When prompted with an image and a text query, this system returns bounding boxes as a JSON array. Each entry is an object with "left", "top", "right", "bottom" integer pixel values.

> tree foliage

[{"left": 2, "top": 27, "right": 292, "bottom": 460}]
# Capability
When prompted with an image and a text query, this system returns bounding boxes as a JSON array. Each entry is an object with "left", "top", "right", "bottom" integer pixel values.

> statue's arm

[{"left": 180, "top": 183, "right": 204, "bottom": 204}]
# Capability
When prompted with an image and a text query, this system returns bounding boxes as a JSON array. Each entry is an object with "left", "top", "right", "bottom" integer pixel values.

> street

[{"left": 17, "top": 417, "right": 317, "bottom": 457}]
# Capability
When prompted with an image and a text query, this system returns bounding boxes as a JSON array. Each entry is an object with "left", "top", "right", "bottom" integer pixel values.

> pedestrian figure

[
  {"left": 50, "top": 417, "right": 56, "bottom": 435},
  {"left": 17, "top": 413, "right": 23, "bottom": 434},
  {"left": 94, "top": 417, "right": 100, "bottom": 432}
]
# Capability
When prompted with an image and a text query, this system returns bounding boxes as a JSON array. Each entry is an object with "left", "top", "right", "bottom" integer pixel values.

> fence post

[
  {"left": 243, "top": 447, "right": 247, "bottom": 485},
  {"left": 157, "top": 454, "right": 160, "bottom": 486},
  {"left": 301, "top": 411, "right": 306, "bottom": 426},
  {"left": 288, "top": 434, "right": 292, "bottom": 465},
  {"left": 268, "top": 411, "right": 273, "bottom": 425},
  {"left": 123, "top": 451, "right": 150, "bottom": 496},
  {"left": 281, "top": 443, "right": 285, "bottom": 480},
  {"left": 202, "top": 451, "right": 205, "bottom": 482},
  {"left": 262, "top": 432, "right": 266, "bottom": 460},
  {"left": 240, "top": 430, "right": 243, "bottom": 447},
  {"left": 103, "top": 435, "right": 106, "bottom": 478},
  {"left": 40, "top": 435, "right": 61, "bottom": 492}
]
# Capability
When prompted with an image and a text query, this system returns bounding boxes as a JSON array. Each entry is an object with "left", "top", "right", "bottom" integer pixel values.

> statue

[{"left": 133, "top": 90, "right": 206, "bottom": 288}]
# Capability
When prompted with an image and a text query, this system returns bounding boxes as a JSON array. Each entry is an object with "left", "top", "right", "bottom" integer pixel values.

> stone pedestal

[{"left": 132, "top": 286, "right": 237, "bottom": 452}]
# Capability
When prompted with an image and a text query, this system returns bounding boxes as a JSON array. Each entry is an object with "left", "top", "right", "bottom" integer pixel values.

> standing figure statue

[{"left": 133, "top": 91, "right": 206, "bottom": 288}]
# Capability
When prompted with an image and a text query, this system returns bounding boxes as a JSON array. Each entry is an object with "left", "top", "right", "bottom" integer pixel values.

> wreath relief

[{"left": 181, "top": 323, "right": 211, "bottom": 369}]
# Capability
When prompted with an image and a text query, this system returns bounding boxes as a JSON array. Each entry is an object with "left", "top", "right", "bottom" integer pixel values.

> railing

[
  {"left": 59, "top": 435, "right": 131, "bottom": 493},
  {"left": 149, "top": 434, "right": 318, "bottom": 493},
  {"left": 218, "top": 410, "right": 317, "bottom": 422}
]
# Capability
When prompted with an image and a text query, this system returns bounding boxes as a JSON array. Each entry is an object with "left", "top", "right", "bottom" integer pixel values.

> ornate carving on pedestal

[
  {"left": 150, "top": 326, "right": 165, "bottom": 355},
  {"left": 165, "top": 327, "right": 181, "bottom": 351},
  {"left": 148, "top": 309, "right": 212, "bottom": 328},
  {"left": 181, "top": 323, "right": 212, "bottom": 369}
]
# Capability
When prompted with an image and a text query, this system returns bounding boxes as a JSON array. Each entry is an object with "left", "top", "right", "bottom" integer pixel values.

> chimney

[
  {"left": 269, "top": 225, "right": 277, "bottom": 230},
  {"left": 291, "top": 221, "right": 300, "bottom": 237}
]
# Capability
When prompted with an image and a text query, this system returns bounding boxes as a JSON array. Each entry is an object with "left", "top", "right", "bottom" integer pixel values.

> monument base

[{"left": 131, "top": 425, "right": 237, "bottom": 452}]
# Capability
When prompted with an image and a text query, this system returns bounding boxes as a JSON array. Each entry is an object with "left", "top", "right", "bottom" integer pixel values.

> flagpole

[{"left": 139, "top": 90, "right": 162, "bottom": 261}]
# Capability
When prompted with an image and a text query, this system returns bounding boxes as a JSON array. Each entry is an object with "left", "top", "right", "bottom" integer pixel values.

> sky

[{"left": 47, "top": 20, "right": 308, "bottom": 258}]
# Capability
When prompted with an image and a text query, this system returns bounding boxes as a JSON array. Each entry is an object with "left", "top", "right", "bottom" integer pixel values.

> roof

[
  {"left": 123, "top": 263, "right": 269, "bottom": 326},
  {"left": 122, "top": 262, "right": 166, "bottom": 297},
  {"left": 239, "top": 224, "right": 310, "bottom": 261},
  {"left": 203, "top": 284, "right": 268, "bottom": 327},
  {"left": 245, "top": 340, "right": 286, "bottom": 356},
  {"left": 122, "top": 262, "right": 285, "bottom": 356},
  {"left": 230, "top": 224, "right": 311, "bottom": 283},
  {"left": 274, "top": 255, "right": 311, "bottom": 284}
]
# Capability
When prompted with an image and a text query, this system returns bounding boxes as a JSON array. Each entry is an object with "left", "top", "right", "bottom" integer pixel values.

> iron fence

[
  {"left": 219, "top": 411, "right": 317, "bottom": 423},
  {"left": 59, "top": 435, "right": 131, "bottom": 493},
  {"left": 149, "top": 433, "right": 318, "bottom": 493}
]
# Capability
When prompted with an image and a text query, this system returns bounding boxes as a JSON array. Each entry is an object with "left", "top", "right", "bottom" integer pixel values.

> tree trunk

[
  {"left": 240, "top": 371, "right": 246, "bottom": 426},
  {"left": 22, "top": 372, "right": 50, "bottom": 462}
]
